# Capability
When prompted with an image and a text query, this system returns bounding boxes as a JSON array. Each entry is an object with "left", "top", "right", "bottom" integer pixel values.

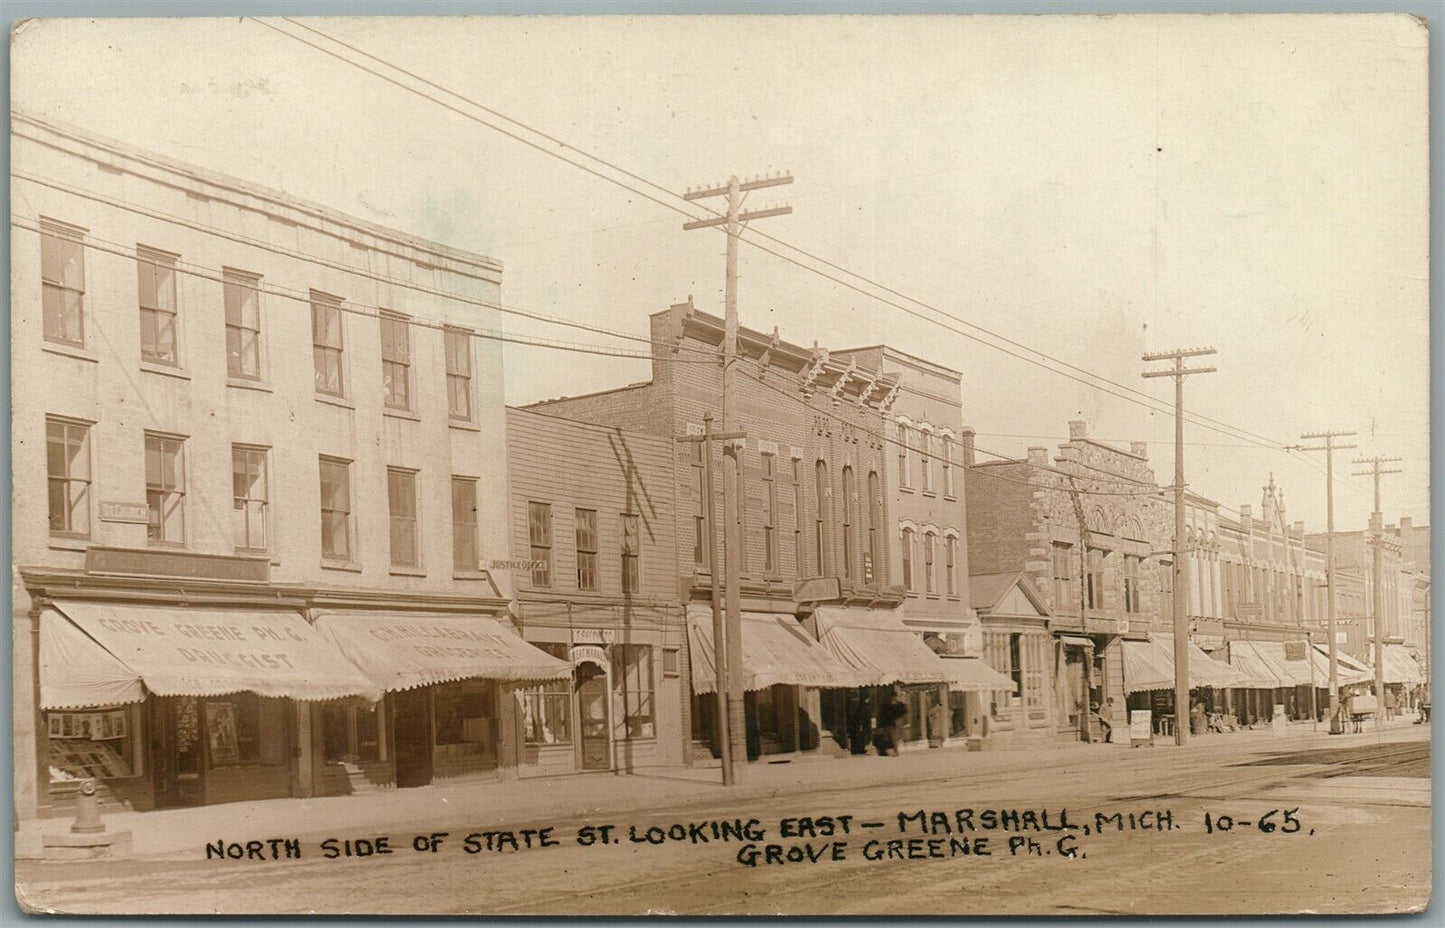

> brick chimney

[
  {"left": 959, "top": 426, "right": 976, "bottom": 466},
  {"left": 1400, "top": 516, "right": 1413, "bottom": 533},
  {"left": 1027, "top": 445, "right": 1048, "bottom": 466},
  {"left": 1068, "top": 420, "right": 1087, "bottom": 440},
  {"left": 1130, "top": 441, "right": 1148, "bottom": 459}
]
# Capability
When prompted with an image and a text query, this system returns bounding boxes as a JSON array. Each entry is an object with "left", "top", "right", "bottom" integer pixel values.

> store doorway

[
  {"left": 150, "top": 696, "right": 204, "bottom": 809},
  {"left": 576, "top": 662, "right": 612, "bottom": 771},
  {"left": 1059, "top": 645, "right": 1092, "bottom": 741},
  {"left": 393, "top": 687, "right": 433, "bottom": 788}
]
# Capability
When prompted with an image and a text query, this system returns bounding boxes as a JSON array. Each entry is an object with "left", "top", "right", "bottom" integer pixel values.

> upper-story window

[
  {"left": 1124, "top": 554, "right": 1142, "bottom": 613},
  {"left": 529, "top": 502, "right": 553, "bottom": 587},
  {"left": 451, "top": 476, "right": 479, "bottom": 570},
  {"left": 920, "top": 432, "right": 934, "bottom": 493},
  {"left": 1052, "top": 541, "right": 1074, "bottom": 611},
  {"left": 621, "top": 512, "right": 641, "bottom": 594},
  {"left": 387, "top": 468, "right": 420, "bottom": 568},
  {"left": 137, "top": 246, "right": 179, "bottom": 366},
  {"left": 840, "top": 466, "right": 856, "bottom": 581},
  {"left": 46, "top": 417, "right": 91, "bottom": 537},
  {"left": 41, "top": 220, "right": 86, "bottom": 348},
  {"left": 445, "top": 328, "right": 473, "bottom": 421},
  {"left": 946, "top": 535, "right": 959, "bottom": 596},
  {"left": 814, "top": 459, "right": 831, "bottom": 576},
  {"left": 1085, "top": 546, "right": 1106, "bottom": 610},
  {"left": 231, "top": 444, "right": 269, "bottom": 552},
  {"left": 318, "top": 456, "right": 353, "bottom": 561},
  {"left": 311, "top": 292, "right": 346, "bottom": 397},
  {"left": 690, "top": 442, "right": 708, "bottom": 570},
  {"left": 761, "top": 452, "right": 777, "bottom": 574},
  {"left": 923, "top": 531, "right": 937, "bottom": 594},
  {"left": 575, "top": 508, "right": 599, "bottom": 591},
  {"left": 224, "top": 269, "right": 263, "bottom": 381},
  {"left": 380, "top": 313, "right": 412, "bottom": 411},
  {"left": 942, "top": 436, "right": 954, "bottom": 497},
  {"left": 897, "top": 425, "right": 912, "bottom": 489},
  {"left": 900, "top": 527, "right": 916, "bottom": 592},
  {"left": 144, "top": 432, "right": 186, "bottom": 546},
  {"left": 867, "top": 471, "right": 881, "bottom": 586},
  {"left": 792, "top": 458, "right": 805, "bottom": 579}
]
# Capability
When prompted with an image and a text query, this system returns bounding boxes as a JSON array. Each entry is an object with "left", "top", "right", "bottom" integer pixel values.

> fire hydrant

[{"left": 70, "top": 778, "right": 105, "bottom": 835}]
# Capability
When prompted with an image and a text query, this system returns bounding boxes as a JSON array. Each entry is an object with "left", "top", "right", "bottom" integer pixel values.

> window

[
  {"left": 920, "top": 432, "right": 933, "bottom": 493},
  {"left": 521, "top": 644, "right": 571, "bottom": 745},
  {"left": 897, "top": 425, "right": 912, "bottom": 488},
  {"left": 690, "top": 443, "right": 708, "bottom": 570},
  {"left": 735, "top": 454, "right": 747, "bottom": 574},
  {"left": 923, "top": 531, "right": 936, "bottom": 594},
  {"left": 433, "top": 680, "right": 496, "bottom": 759},
  {"left": 1085, "top": 546, "right": 1105, "bottom": 610},
  {"left": 231, "top": 445, "right": 269, "bottom": 551},
  {"left": 761, "top": 452, "right": 777, "bottom": 573},
  {"left": 946, "top": 535, "right": 959, "bottom": 596},
  {"left": 444, "top": 328, "right": 473, "bottom": 421},
  {"left": 387, "top": 469, "right": 420, "bottom": 567},
  {"left": 901, "top": 527, "right": 916, "bottom": 592},
  {"left": 529, "top": 502, "right": 553, "bottom": 587},
  {"left": 137, "top": 247, "right": 179, "bottom": 365},
  {"left": 224, "top": 269, "right": 262, "bottom": 380},
  {"left": 321, "top": 702, "right": 384, "bottom": 763},
  {"left": 621, "top": 513, "right": 641, "bottom": 593},
  {"left": 575, "top": 508, "right": 598, "bottom": 590},
  {"left": 841, "top": 466, "right": 855, "bottom": 580},
  {"left": 792, "top": 459, "right": 805, "bottom": 578},
  {"left": 318, "top": 457, "right": 352, "bottom": 560},
  {"left": 311, "top": 292, "right": 345, "bottom": 397},
  {"left": 1022, "top": 635, "right": 1047, "bottom": 713},
  {"left": 814, "top": 460, "right": 830, "bottom": 575},
  {"left": 984, "top": 632, "right": 1019, "bottom": 721},
  {"left": 144, "top": 433, "right": 186, "bottom": 545},
  {"left": 380, "top": 313, "right": 411, "bottom": 410},
  {"left": 1124, "top": 554, "right": 1141, "bottom": 614},
  {"left": 612, "top": 644, "right": 655, "bottom": 738},
  {"left": 204, "top": 693, "right": 262, "bottom": 766},
  {"left": 41, "top": 221, "right": 86, "bottom": 347},
  {"left": 46, "top": 705, "right": 140, "bottom": 780},
  {"left": 942, "top": 437, "right": 954, "bottom": 497},
  {"left": 452, "top": 477, "right": 479, "bottom": 570},
  {"left": 46, "top": 417, "right": 90, "bottom": 537},
  {"left": 867, "top": 471, "right": 881, "bottom": 586},
  {"left": 1160, "top": 559, "right": 1175, "bottom": 620},
  {"left": 1052, "top": 542, "right": 1074, "bottom": 611}
]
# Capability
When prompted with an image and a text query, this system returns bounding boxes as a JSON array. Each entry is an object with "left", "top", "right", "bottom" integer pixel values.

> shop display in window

[{"left": 46, "top": 708, "right": 137, "bottom": 781}]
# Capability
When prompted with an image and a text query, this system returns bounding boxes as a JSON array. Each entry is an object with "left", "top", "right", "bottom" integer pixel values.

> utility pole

[
  {"left": 1352, "top": 455, "right": 1402, "bottom": 730},
  {"left": 1143, "top": 347, "right": 1216, "bottom": 746},
  {"left": 1297, "top": 430, "right": 1357, "bottom": 734},
  {"left": 684, "top": 172, "right": 793, "bottom": 776},
  {"left": 675, "top": 413, "right": 746, "bottom": 785}
]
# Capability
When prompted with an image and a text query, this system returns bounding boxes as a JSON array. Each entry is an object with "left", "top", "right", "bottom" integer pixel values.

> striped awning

[
  {"left": 685, "top": 607, "right": 870, "bottom": 694},
  {"left": 44, "top": 602, "right": 382, "bottom": 706},
  {"left": 811, "top": 607, "right": 952, "bottom": 686},
  {"left": 940, "top": 656, "right": 1017, "bottom": 693},
  {"left": 1377, "top": 644, "right": 1424, "bottom": 685}
]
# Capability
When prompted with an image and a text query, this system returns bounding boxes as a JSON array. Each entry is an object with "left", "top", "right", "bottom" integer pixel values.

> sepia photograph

[{"left": 8, "top": 8, "right": 1433, "bottom": 917}]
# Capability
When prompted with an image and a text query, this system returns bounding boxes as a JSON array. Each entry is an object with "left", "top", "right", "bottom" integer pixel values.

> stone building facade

[{"left": 964, "top": 420, "right": 1170, "bottom": 744}]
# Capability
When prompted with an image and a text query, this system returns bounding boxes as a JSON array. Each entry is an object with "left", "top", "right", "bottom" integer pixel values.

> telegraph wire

[{"left": 245, "top": 18, "right": 1297, "bottom": 454}]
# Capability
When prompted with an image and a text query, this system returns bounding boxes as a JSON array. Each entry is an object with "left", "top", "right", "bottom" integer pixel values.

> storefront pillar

[
  {"left": 497, "top": 687, "right": 521, "bottom": 780},
  {"left": 15, "top": 605, "right": 42, "bottom": 852},
  {"left": 294, "top": 706, "right": 314, "bottom": 798}
]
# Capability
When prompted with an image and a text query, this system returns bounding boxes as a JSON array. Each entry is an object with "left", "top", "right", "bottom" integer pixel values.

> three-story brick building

[{"left": 13, "top": 113, "right": 569, "bottom": 842}]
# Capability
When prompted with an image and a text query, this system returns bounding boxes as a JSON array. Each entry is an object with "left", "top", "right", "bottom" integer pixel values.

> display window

[
  {"left": 520, "top": 644, "right": 572, "bottom": 746},
  {"left": 321, "top": 701, "right": 386, "bottom": 764},
  {"left": 434, "top": 680, "right": 497, "bottom": 761},
  {"left": 47, "top": 706, "right": 142, "bottom": 781}
]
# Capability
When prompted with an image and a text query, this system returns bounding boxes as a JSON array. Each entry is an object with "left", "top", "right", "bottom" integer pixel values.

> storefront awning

[
  {"left": 314, "top": 612, "right": 572, "bottom": 692},
  {"left": 1376, "top": 644, "right": 1424, "bottom": 685},
  {"left": 1318, "top": 645, "right": 1374, "bottom": 686},
  {"left": 40, "top": 610, "right": 145, "bottom": 709},
  {"left": 1124, "top": 635, "right": 1249, "bottom": 693},
  {"left": 685, "top": 606, "right": 871, "bottom": 694},
  {"left": 1057, "top": 635, "right": 1093, "bottom": 649},
  {"left": 1226, "top": 640, "right": 1290, "bottom": 689},
  {"left": 811, "top": 607, "right": 951, "bottom": 686},
  {"left": 940, "top": 656, "right": 1017, "bottom": 693},
  {"left": 47, "top": 602, "right": 382, "bottom": 704}
]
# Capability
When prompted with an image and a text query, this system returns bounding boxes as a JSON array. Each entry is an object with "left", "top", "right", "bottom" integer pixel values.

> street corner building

[
  {"left": 10, "top": 112, "right": 575, "bottom": 849},
  {"left": 526, "top": 303, "right": 1010, "bottom": 768}
]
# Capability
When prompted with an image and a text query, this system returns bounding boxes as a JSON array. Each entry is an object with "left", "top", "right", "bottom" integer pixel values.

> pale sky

[{"left": 12, "top": 14, "right": 1430, "bottom": 532}]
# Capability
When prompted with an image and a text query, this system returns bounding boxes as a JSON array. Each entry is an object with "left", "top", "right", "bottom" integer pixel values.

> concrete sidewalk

[{"left": 32, "top": 716, "right": 1427, "bottom": 859}]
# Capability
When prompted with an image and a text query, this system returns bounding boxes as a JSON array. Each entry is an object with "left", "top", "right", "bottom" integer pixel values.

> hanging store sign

[{"left": 572, "top": 628, "right": 617, "bottom": 645}]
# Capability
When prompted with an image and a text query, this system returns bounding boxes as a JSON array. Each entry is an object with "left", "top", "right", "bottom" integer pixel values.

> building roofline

[
  {"left": 505, "top": 404, "right": 667, "bottom": 444},
  {"left": 833, "top": 344, "right": 963, "bottom": 381},
  {"left": 522, "top": 380, "right": 655, "bottom": 408},
  {"left": 14, "top": 109, "right": 505, "bottom": 276}
]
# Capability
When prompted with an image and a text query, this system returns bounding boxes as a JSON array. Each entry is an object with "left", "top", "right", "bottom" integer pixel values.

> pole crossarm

[
  {"left": 683, "top": 206, "right": 792, "bottom": 231},
  {"left": 684, "top": 173, "right": 794, "bottom": 200}
]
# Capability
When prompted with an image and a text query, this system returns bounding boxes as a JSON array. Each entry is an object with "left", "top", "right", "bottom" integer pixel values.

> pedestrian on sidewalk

[
  {"left": 927, "top": 696, "right": 947, "bottom": 749},
  {"left": 1385, "top": 688, "right": 1397, "bottom": 721}
]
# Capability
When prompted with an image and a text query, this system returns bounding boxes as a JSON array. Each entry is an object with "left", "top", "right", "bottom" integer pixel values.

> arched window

[
  {"left": 945, "top": 535, "right": 958, "bottom": 596},
  {"left": 900, "top": 527, "right": 915, "bottom": 592},
  {"left": 867, "top": 471, "right": 881, "bottom": 587},
  {"left": 841, "top": 466, "right": 855, "bottom": 580},
  {"left": 897, "top": 425, "right": 912, "bottom": 489},
  {"left": 920, "top": 432, "right": 934, "bottom": 493},
  {"left": 814, "top": 459, "right": 830, "bottom": 576},
  {"left": 941, "top": 436, "right": 954, "bottom": 497},
  {"left": 924, "top": 531, "right": 937, "bottom": 594}
]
